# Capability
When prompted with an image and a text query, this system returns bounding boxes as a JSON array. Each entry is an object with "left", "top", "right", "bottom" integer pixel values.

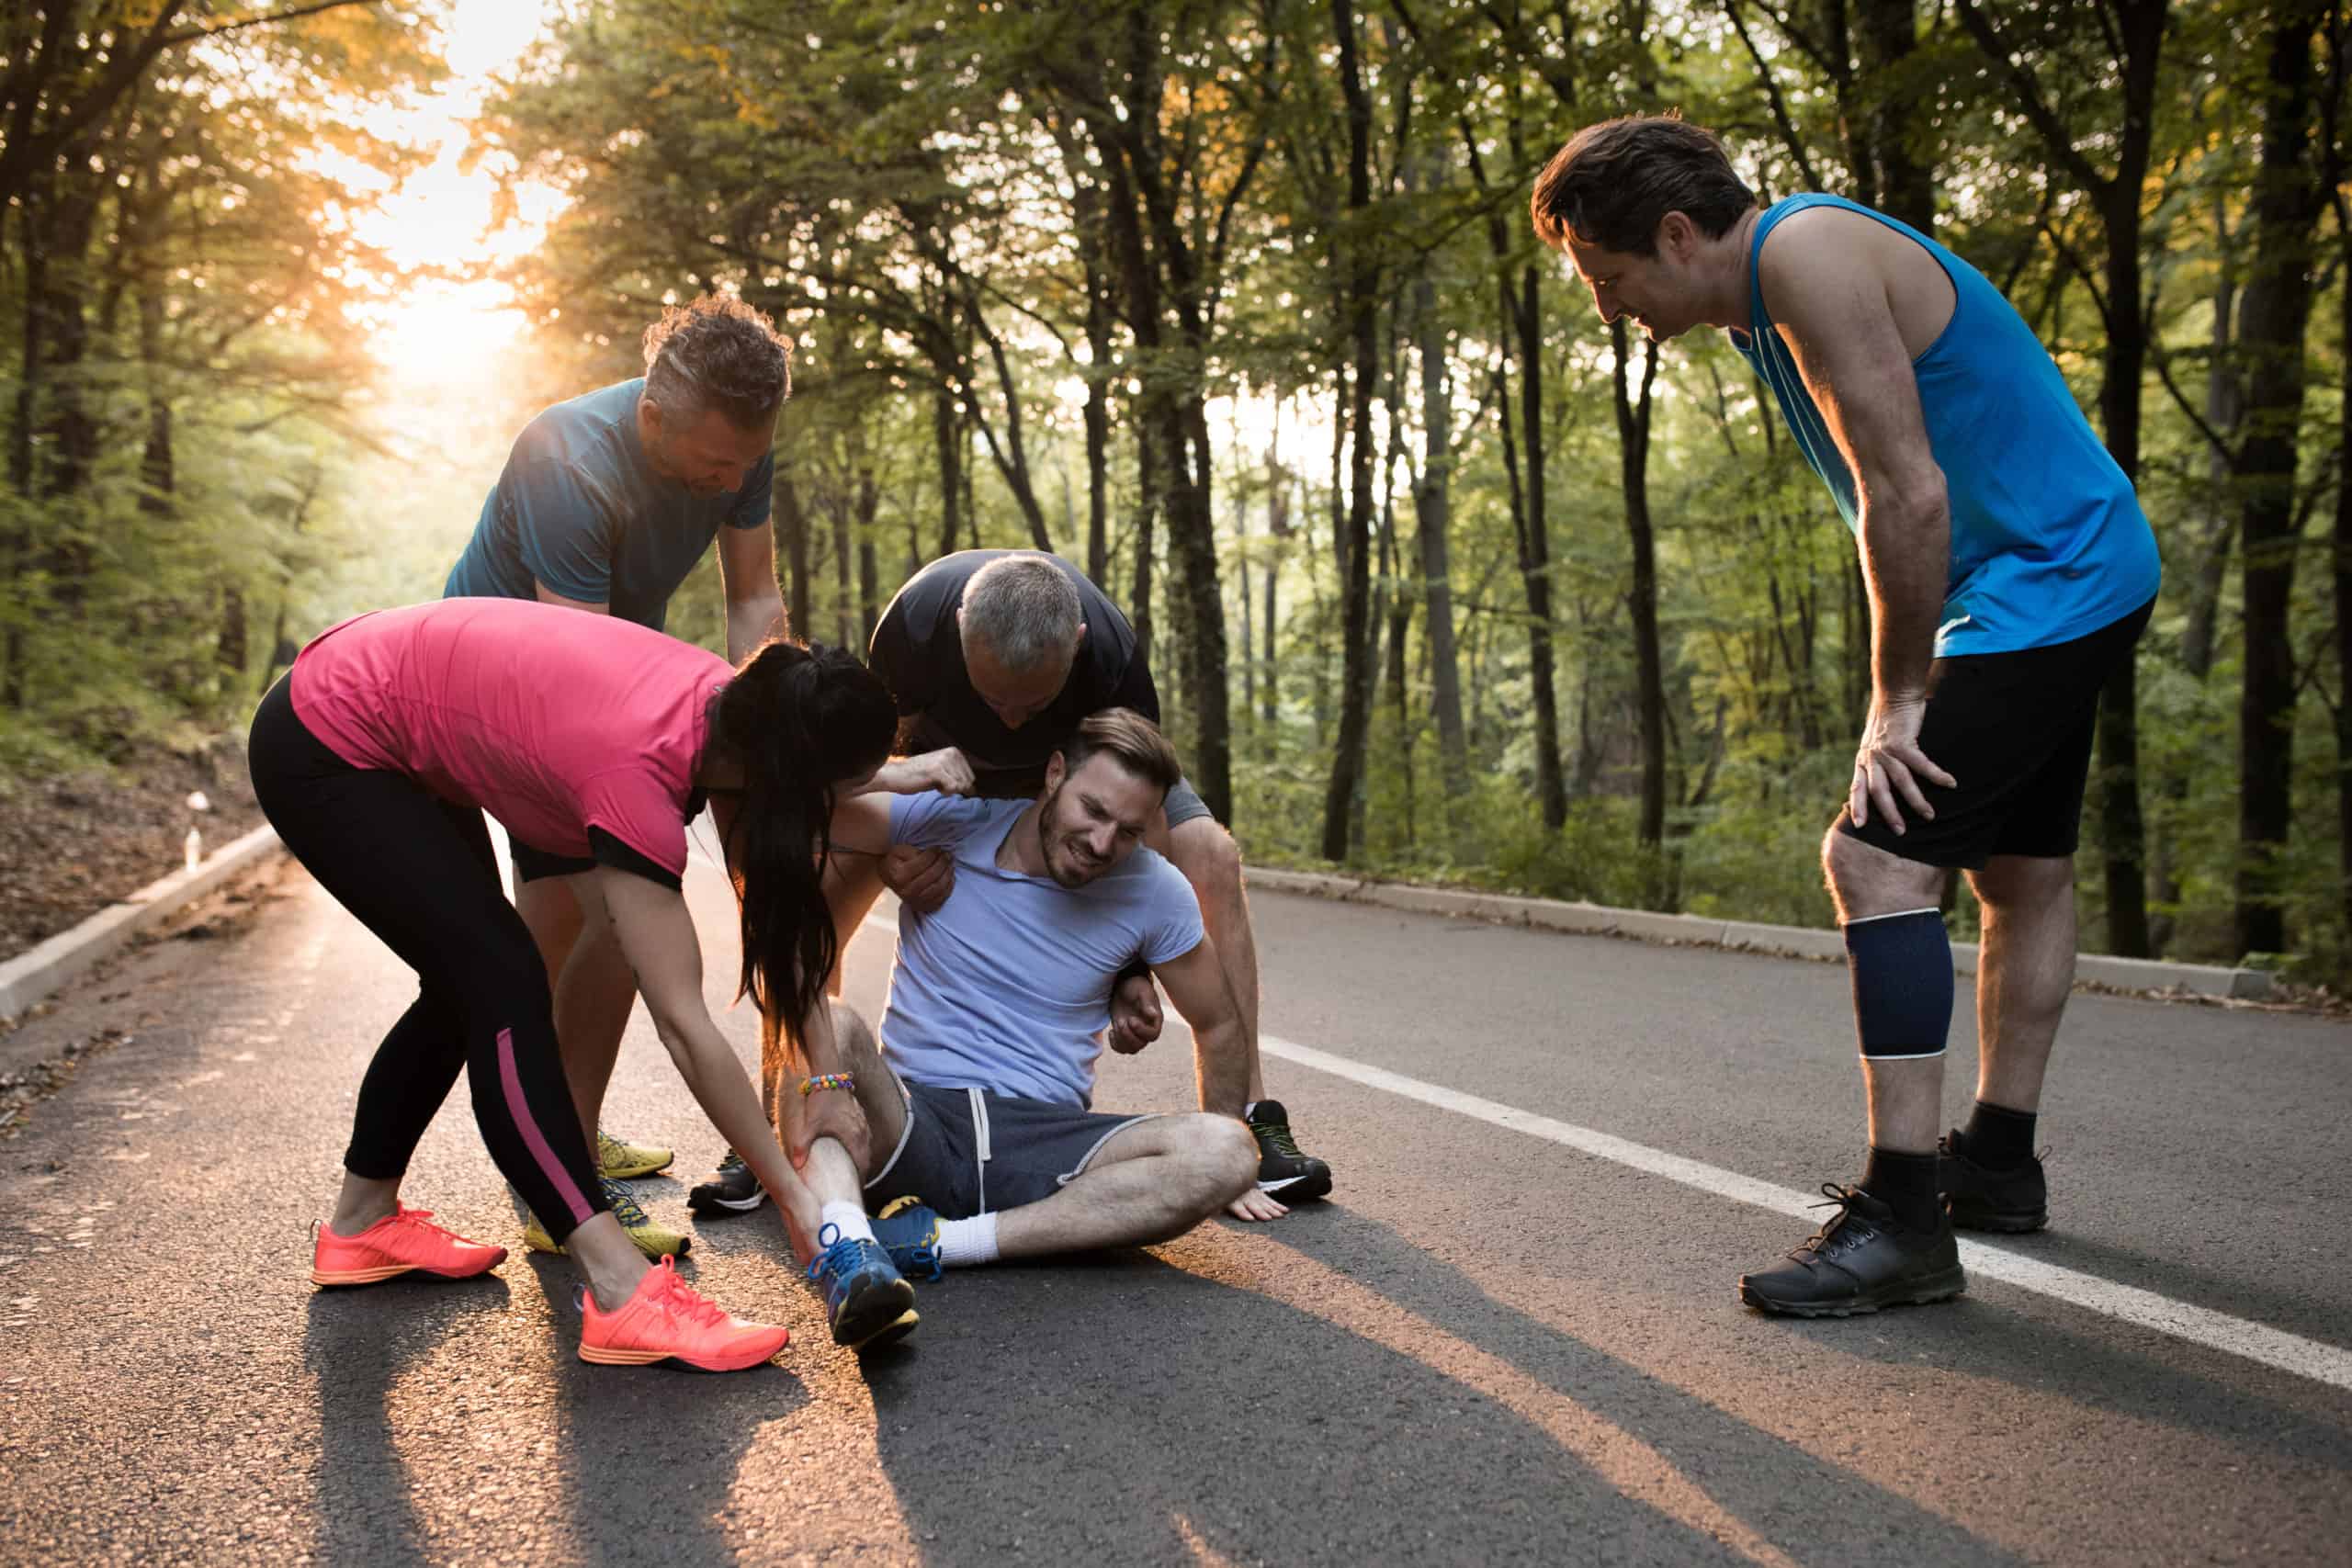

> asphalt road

[{"left": 1, "top": 842, "right": 2346, "bottom": 1566}]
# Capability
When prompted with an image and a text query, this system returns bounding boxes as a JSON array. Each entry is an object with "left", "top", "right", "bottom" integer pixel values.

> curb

[
  {"left": 0, "top": 823, "right": 287, "bottom": 1025},
  {"left": 1244, "top": 866, "right": 2274, "bottom": 1003}
]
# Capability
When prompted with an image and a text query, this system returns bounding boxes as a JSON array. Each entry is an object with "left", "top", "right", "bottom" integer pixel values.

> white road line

[
  {"left": 851, "top": 904, "right": 2350, "bottom": 1391},
  {"left": 1261, "top": 1033, "right": 2352, "bottom": 1393}
]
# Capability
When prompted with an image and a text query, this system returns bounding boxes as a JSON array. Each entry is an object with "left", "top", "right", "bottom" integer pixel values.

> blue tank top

[{"left": 1729, "top": 195, "right": 2159, "bottom": 656}]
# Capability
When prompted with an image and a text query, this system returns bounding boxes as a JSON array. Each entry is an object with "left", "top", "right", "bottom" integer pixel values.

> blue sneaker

[
  {"left": 806, "top": 1224, "right": 918, "bottom": 1350},
  {"left": 872, "top": 1196, "right": 945, "bottom": 1281}
]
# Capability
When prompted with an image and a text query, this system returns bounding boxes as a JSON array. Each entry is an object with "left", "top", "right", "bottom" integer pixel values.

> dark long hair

[{"left": 707, "top": 639, "right": 896, "bottom": 1043}]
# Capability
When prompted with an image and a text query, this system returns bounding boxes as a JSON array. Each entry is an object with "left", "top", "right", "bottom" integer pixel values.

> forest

[{"left": 2, "top": 0, "right": 2347, "bottom": 976}]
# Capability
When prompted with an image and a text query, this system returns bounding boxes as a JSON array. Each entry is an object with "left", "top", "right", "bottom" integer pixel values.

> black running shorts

[{"left": 1835, "top": 597, "right": 2153, "bottom": 870}]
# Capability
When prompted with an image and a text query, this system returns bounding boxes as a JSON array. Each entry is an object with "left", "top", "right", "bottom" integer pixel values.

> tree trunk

[
  {"left": 1613, "top": 320, "right": 1668, "bottom": 862},
  {"left": 776, "top": 471, "right": 812, "bottom": 634},
  {"left": 1083, "top": 288, "right": 1113, "bottom": 585},
  {"left": 1856, "top": 0, "right": 1933, "bottom": 232},
  {"left": 2155, "top": 200, "right": 2243, "bottom": 948},
  {"left": 856, "top": 465, "right": 881, "bottom": 651},
  {"left": 1130, "top": 426, "right": 1158, "bottom": 671},
  {"left": 1261, "top": 477, "right": 1281, "bottom": 729},
  {"left": 933, "top": 384, "right": 962, "bottom": 561},
  {"left": 2336, "top": 207, "right": 2352, "bottom": 947},
  {"left": 1511, "top": 268, "right": 1568, "bottom": 829},
  {"left": 1411, "top": 266, "right": 1469, "bottom": 803},
  {"left": 1174, "top": 400, "right": 1232, "bottom": 819},
  {"left": 2232, "top": 0, "right": 2330, "bottom": 959},
  {"left": 831, "top": 487, "right": 856, "bottom": 649},
  {"left": 1318, "top": 0, "right": 1379, "bottom": 863}
]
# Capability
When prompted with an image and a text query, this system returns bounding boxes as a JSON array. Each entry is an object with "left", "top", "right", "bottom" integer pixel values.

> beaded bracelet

[{"left": 798, "top": 1072, "right": 855, "bottom": 1098}]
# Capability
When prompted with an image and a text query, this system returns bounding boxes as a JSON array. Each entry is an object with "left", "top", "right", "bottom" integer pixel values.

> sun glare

[
  {"left": 376, "top": 280, "right": 528, "bottom": 384},
  {"left": 336, "top": 0, "right": 563, "bottom": 387}
]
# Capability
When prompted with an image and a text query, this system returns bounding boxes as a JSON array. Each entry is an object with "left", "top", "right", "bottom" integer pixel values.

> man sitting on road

[
  {"left": 764, "top": 709, "right": 1261, "bottom": 1277},
  {"left": 814, "top": 549, "right": 1330, "bottom": 1220}
]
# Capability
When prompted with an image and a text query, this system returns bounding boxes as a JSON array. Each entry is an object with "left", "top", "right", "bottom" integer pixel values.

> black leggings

[{"left": 247, "top": 676, "right": 608, "bottom": 1243}]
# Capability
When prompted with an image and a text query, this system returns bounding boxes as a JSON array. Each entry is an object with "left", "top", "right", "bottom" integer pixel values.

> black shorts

[
  {"left": 510, "top": 835, "right": 593, "bottom": 885},
  {"left": 1836, "top": 598, "right": 2153, "bottom": 870},
  {"left": 864, "top": 1073, "right": 1157, "bottom": 1219}
]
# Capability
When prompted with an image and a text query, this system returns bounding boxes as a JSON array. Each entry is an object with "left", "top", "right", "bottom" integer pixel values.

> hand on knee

[{"left": 1193, "top": 1115, "right": 1259, "bottom": 1211}]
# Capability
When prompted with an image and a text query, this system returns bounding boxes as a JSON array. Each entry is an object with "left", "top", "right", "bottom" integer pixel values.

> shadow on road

[
  {"left": 854, "top": 1224, "right": 2029, "bottom": 1567},
  {"left": 305, "top": 1276, "right": 514, "bottom": 1563}
]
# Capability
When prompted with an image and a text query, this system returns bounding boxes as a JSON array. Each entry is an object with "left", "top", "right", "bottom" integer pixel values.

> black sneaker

[
  {"left": 1939, "top": 1128, "right": 2048, "bottom": 1233},
  {"left": 1738, "top": 1184, "right": 1965, "bottom": 1318},
  {"left": 1245, "top": 1100, "right": 1332, "bottom": 1204},
  {"left": 686, "top": 1149, "right": 764, "bottom": 1216}
]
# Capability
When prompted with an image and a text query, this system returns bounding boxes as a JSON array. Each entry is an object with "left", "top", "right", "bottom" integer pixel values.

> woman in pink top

[{"left": 248, "top": 597, "right": 899, "bottom": 1371}]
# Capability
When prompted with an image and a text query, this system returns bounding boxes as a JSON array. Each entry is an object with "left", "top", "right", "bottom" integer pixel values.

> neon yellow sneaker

[
  {"left": 596, "top": 1130, "right": 675, "bottom": 1180},
  {"left": 522, "top": 1178, "right": 692, "bottom": 1260}
]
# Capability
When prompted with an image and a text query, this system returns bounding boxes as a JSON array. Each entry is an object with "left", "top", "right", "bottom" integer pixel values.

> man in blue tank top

[
  {"left": 443, "top": 296, "right": 792, "bottom": 1222},
  {"left": 1531, "top": 117, "right": 2158, "bottom": 1319}
]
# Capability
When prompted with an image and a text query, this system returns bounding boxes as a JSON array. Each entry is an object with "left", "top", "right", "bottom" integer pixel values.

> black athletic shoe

[
  {"left": 1246, "top": 1100, "right": 1333, "bottom": 1204},
  {"left": 1738, "top": 1184, "right": 1966, "bottom": 1318},
  {"left": 686, "top": 1149, "right": 764, "bottom": 1216},
  {"left": 1939, "top": 1128, "right": 2049, "bottom": 1233}
]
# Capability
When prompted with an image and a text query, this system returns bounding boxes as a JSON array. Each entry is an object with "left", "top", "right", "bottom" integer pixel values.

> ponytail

[{"left": 707, "top": 639, "right": 897, "bottom": 1044}]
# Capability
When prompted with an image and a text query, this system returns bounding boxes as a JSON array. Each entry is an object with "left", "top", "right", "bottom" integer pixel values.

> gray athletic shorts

[{"left": 864, "top": 1071, "right": 1159, "bottom": 1219}]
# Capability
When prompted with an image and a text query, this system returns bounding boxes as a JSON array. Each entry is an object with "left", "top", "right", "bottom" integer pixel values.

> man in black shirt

[{"left": 820, "top": 550, "right": 1330, "bottom": 1221}]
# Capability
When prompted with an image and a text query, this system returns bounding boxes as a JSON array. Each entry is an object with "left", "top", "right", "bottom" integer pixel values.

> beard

[{"left": 1035, "top": 783, "right": 1111, "bottom": 888}]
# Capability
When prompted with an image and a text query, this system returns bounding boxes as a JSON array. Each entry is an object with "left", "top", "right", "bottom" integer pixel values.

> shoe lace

[
  {"left": 600, "top": 1178, "right": 655, "bottom": 1231},
  {"left": 1793, "top": 1183, "right": 1871, "bottom": 1257},
  {"left": 805, "top": 1223, "right": 872, "bottom": 1286},
  {"left": 646, "top": 1260, "right": 729, "bottom": 1330},
  {"left": 1250, "top": 1117, "right": 1305, "bottom": 1158},
  {"left": 718, "top": 1149, "right": 747, "bottom": 1177},
  {"left": 597, "top": 1131, "right": 624, "bottom": 1159}
]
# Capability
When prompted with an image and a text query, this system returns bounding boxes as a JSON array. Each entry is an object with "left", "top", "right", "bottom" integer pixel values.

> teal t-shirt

[
  {"left": 1729, "top": 195, "right": 2160, "bottom": 655},
  {"left": 442, "top": 378, "right": 774, "bottom": 632}
]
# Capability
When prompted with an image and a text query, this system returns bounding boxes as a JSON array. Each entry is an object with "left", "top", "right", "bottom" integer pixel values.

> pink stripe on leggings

[{"left": 497, "top": 1027, "right": 594, "bottom": 1225}]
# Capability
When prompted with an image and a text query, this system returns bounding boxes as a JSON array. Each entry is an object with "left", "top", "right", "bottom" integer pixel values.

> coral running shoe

[
  {"left": 577, "top": 1258, "right": 790, "bottom": 1372},
  {"left": 311, "top": 1203, "right": 507, "bottom": 1287},
  {"left": 596, "top": 1130, "right": 675, "bottom": 1180}
]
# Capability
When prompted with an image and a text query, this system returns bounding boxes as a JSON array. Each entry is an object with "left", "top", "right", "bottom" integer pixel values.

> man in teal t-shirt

[
  {"left": 444, "top": 296, "right": 792, "bottom": 1224},
  {"left": 1532, "top": 117, "right": 2158, "bottom": 1320}
]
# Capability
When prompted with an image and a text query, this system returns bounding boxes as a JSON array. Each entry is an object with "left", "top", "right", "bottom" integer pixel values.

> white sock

[
  {"left": 936, "top": 1212, "right": 1001, "bottom": 1268},
  {"left": 820, "top": 1201, "right": 875, "bottom": 1244}
]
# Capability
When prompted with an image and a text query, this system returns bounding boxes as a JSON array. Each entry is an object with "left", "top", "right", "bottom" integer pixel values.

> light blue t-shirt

[
  {"left": 877, "top": 793, "right": 1206, "bottom": 1109},
  {"left": 442, "top": 378, "right": 774, "bottom": 633},
  {"left": 1729, "top": 195, "right": 2160, "bottom": 655}
]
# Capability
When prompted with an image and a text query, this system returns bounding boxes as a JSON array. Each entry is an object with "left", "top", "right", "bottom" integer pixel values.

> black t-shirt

[{"left": 868, "top": 549, "right": 1159, "bottom": 793}]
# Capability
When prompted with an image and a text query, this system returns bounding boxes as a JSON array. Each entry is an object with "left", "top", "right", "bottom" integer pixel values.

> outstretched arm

[{"left": 588, "top": 865, "right": 824, "bottom": 1255}]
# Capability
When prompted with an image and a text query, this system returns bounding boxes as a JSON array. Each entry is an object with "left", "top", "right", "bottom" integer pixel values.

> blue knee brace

[{"left": 1842, "top": 908, "right": 1952, "bottom": 1059}]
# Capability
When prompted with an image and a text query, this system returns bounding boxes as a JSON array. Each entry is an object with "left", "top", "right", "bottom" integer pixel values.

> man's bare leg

[
  {"left": 517, "top": 874, "right": 639, "bottom": 1150},
  {"left": 993, "top": 1114, "right": 1258, "bottom": 1258},
  {"left": 774, "top": 1001, "right": 917, "bottom": 1347},
  {"left": 1737, "top": 823, "right": 1965, "bottom": 1315},
  {"left": 1940, "top": 852, "right": 2074, "bottom": 1231},
  {"left": 811, "top": 1001, "right": 1250, "bottom": 1261},
  {"left": 1966, "top": 853, "right": 2075, "bottom": 1113}
]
